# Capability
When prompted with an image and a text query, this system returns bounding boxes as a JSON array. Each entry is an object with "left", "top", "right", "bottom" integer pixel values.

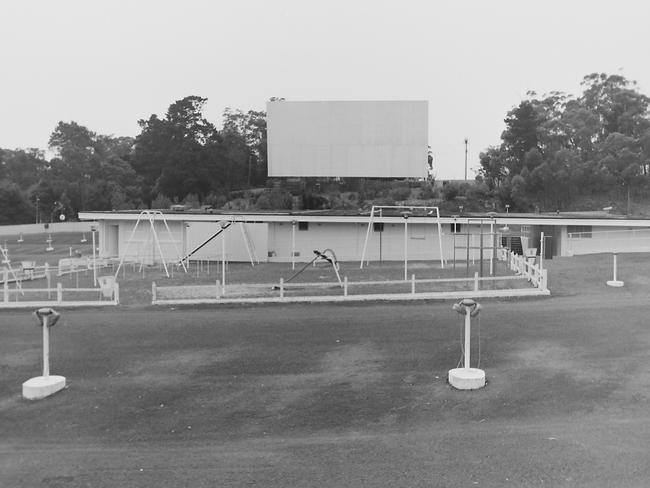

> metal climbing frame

[
  {"left": 359, "top": 205, "right": 445, "bottom": 270},
  {"left": 452, "top": 217, "right": 498, "bottom": 277}
]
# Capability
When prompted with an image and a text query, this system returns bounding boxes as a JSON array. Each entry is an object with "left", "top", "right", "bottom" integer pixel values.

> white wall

[
  {"left": 96, "top": 217, "right": 509, "bottom": 265},
  {"left": 185, "top": 221, "right": 268, "bottom": 262},
  {"left": 267, "top": 100, "right": 428, "bottom": 178},
  {"left": 266, "top": 220, "right": 494, "bottom": 263},
  {"left": 566, "top": 226, "right": 650, "bottom": 255},
  {"left": 98, "top": 219, "right": 269, "bottom": 263},
  {"left": 113, "top": 220, "right": 186, "bottom": 264}
]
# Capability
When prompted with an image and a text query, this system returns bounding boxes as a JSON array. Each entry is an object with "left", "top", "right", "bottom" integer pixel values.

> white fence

[
  {"left": 151, "top": 253, "right": 549, "bottom": 305},
  {"left": 499, "top": 248, "right": 548, "bottom": 291},
  {"left": 1, "top": 268, "right": 119, "bottom": 308}
]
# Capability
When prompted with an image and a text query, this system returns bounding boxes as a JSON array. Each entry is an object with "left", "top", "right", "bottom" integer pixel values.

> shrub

[{"left": 389, "top": 186, "right": 411, "bottom": 201}]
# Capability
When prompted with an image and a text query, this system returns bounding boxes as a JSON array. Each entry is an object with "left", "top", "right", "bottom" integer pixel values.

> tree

[
  {"left": 222, "top": 108, "right": 268, "bottom": 186},
  {"left": 581, "top": 73, "right": 650, "bottom": 140},
  {"left": 133, "top": 96, "right": 223, "bottom": 205},
  {"left": 501, "top": 100, "right": 544, "bottom": 173},
  {"left": 45, "top": 121, "right": 140, "bottom": 217},
  {"left": 0, "top": 181, "right": 33, "bottom": 224},
  {"left": 479, "top": 73, "right": 650, "bottom": 214},
  {"left": 0, "top": 148, "right": 46, "bottom": 190},
  {"left": 478, "top": 146, "right": 507, "bottom": 189}
]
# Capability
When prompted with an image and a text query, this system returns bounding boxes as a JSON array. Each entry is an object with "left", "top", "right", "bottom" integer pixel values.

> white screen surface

[{"left": 267, "top": 100, "right": 428, "bottom": 177}]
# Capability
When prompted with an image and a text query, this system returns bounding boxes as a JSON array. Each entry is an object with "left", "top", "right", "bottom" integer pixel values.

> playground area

[
  {"left": 2, "top": 251, "right": 650, "bottom": 486},
  {"left": 1, "top": 230, "right": 547, "bottom": 307}
]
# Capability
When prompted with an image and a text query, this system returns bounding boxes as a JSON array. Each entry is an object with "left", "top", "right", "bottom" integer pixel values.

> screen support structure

[{"left": 359, "top": 206, "right": 445, "bottom": 273}]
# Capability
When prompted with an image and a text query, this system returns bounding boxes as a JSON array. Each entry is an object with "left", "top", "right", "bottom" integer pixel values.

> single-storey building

[{"left": 77, "top": 209, "right": 650, "bottom": 265}]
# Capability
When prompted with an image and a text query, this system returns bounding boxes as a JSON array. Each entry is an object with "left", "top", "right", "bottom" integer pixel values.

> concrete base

[
  {"left": 607, "top": 280, "right": 624, "bottom": 287},
  {"left": 22, "top": 375, "right": 66, "bottom": 400},
  {"left": 448, "top": 368, "right": 485, "bottom": 390}
]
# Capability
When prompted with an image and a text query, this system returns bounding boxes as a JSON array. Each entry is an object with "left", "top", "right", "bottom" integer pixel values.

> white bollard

[{"left": 22, "top": 308, "right": 66, "bottom": 400}]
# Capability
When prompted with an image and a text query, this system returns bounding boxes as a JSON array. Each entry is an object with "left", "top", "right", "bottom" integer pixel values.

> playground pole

[
  {"left": 291, "top": 220, "right": 296, "bottom": 270},
  {"left": 92, "top": 227, "right": 97, "bottom": 287},
  {"left": 404, "top": 215, "right": 408, "bottom": 281},
  {"left": 42, "top": 314, "right": 50, "bottom": 378},
  {"left": 221, "top": 229, "right": 226, "bottom": 290},
  {"left": 490, "top": 220, "right": 494, "bottom": 276},
  {"left": 463, "top": 308, "right": 471, "bottom": 369}
]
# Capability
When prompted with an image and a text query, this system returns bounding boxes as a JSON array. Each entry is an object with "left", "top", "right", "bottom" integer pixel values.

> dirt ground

[{"left": 2, "top": 253, "right": 650, "bottom": 486}]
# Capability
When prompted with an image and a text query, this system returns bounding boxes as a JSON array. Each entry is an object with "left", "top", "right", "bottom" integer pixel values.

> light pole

[
  {"left": 35, "top": 196, "right": 39, "bottom": 224},
  {"left": 464, "top": 138, "right": 468, "bottom": 181}
]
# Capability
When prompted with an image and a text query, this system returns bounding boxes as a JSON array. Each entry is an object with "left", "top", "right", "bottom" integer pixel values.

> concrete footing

[
  {"left": 448, "top": 368, "right": 485, "bottom": 390},
  {"left": 22, "top": 375, "right": 66, "bottom": 400},
  {"left": 607, "top": 280, "right": 624, "bottom": 287}
]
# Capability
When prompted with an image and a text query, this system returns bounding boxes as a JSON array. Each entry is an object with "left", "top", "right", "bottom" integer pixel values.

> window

[
  {"left": 410, "top": 225, "right": 425, "bottom": 240},
  {"left": 373, "top": 222, "right": 384, "bottom": 232},
  {"left": 450, "top": 223, "right": 461, "bottom": 233},
  {"left": 567, "top": 225, "right": 592, "bottom": 238},
  {"left": 298, "top": 221, "right": 309, "bottom": 231}
]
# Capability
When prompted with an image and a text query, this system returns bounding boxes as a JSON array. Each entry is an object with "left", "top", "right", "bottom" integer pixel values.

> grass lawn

[{"left": 3, "top": 249, "right": 650, "bottom": 486}]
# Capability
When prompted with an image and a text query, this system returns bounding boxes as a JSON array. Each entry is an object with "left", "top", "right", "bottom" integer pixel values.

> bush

[
  {"left": 418, "top": 184, "right": 436, "bottom": 200},
  {"left": 151, "top": 193, "right": 173, "bottom": 209},
  {"left": 204, "top": 192, "right": 228, "bottom": 209},
  {"left": 372, "top": 196, "right": 396, "bottom": 207},
  {"left": 302, "top": 192, "right": 329, "bottom": 210},
  {"left": 182, "top": 193, "right": 201, "bottom": 208},
  {"left": 389, "top": 186, "right": 411, "bottom": 201},
  {"left": 255, "top": 188, "right": 292, "bottom": 210},
  {"left": 441, "top": 183, "right": 460, "bottom": 201}
]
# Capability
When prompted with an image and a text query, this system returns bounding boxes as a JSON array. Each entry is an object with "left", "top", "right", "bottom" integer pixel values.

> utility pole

[{"left": 464, "top": 138, "right": 468, "bottom": 181}]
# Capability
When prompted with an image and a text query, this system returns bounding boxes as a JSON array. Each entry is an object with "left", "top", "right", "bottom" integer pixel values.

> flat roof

[{"left": 78, "top": 209, "right": 650, "bottom": 228}]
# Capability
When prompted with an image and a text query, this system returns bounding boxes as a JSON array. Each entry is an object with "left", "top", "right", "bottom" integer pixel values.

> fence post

[
  {"left": 344, "top": 276, "right": 348, "bottom": 297},
  {"left": 56, "top": 282, "right": 63, "bottom": 304},
  {"left": 474, "top": 271, "right": 479, "bottom": 292},
  {"left": 280, "top": 278, "right": 284, "bottom": 299},
  {"left": 411, "top": 274, "right": 416, "bottom": 294},
  {"left": 152, "top": 282, "right": 157, "bottom": 303},
  {"left": 44, "top": 263, "right": 51, "bottom": 298},
  {"left": 3, "top": 269, "right": 7, "bottom": 303}
]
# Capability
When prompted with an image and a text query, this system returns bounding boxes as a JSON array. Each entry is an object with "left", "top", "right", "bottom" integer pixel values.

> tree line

[
  {"left": 3, "top": 74, "right": 650, "bottom": 225},
  {"left": 0, "top": 96, "right": 269, "bottom": 224},
  {"left": 478, "top": 73, "right": 650, "bottom": 214}
]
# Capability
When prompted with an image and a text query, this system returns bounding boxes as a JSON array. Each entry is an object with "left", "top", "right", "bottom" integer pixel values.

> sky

[{"left": 2, "top": 0, "right": 650, "bottom": 180}]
